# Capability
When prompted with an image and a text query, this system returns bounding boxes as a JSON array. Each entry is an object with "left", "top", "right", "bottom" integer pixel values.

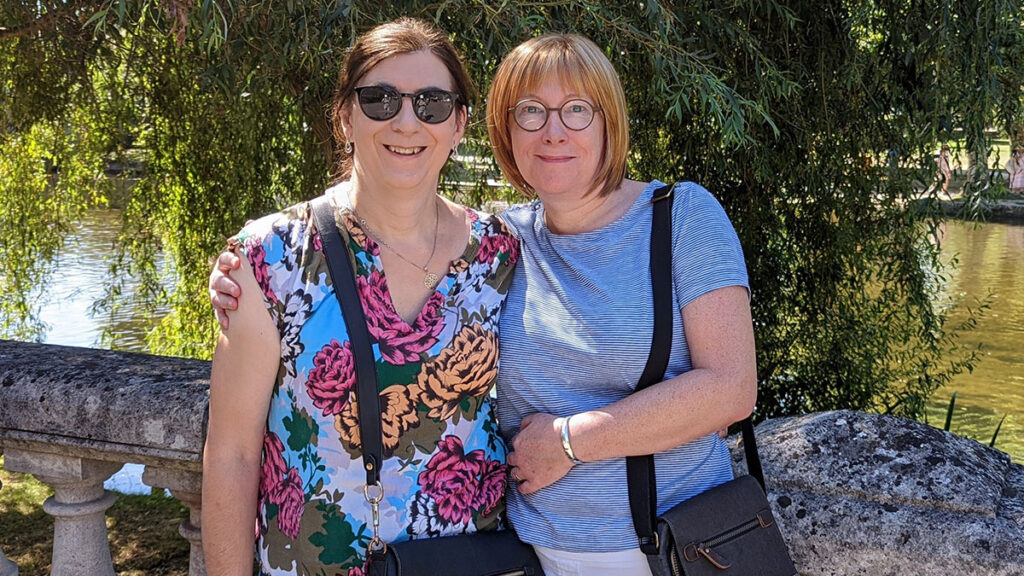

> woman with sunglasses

[
  {"left": 480, "top": 34, "right": 756, "bottom": 575},
  {"left": 201, "top": 18, "right": 519, "bottom": 576}
]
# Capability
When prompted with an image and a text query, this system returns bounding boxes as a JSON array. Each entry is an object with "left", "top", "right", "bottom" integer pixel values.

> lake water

[
  {"left": 925, "top": 219, "right": 1024, "bottom": 462},
  {"left": 38, "top": 210, "right": 1024, "bottom": 464}
]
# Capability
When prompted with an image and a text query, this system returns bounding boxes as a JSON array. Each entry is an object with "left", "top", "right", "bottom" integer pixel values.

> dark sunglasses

[{"left": 353, "top": 85, "right": 460, "bottom": 124}]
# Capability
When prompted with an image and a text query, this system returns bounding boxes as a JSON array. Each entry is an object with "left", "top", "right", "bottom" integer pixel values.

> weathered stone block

[
  {"left": 738, "top": 410, "right": 1024, "bottom": 576},
  {"left": 0, "top": 339, "right": 209, "bottom": 467}
]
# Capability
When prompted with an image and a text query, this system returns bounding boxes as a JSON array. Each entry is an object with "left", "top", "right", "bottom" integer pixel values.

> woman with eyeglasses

[
  {"left": 210, "top": 31, "right": 757, "bottom": 576},
  {"left": 201, "top": 18, "right": 519, "bottom": 575},
  {"left": 477, "top": 33, "right": 757, "bottom": 575}
]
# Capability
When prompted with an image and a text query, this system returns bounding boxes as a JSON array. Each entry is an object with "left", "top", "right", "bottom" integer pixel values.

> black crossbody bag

[
  {"left": 631, "top": 184, "right": 797, "bottom": 576},
  {"left": 311, "top": 197, "right": 544, "bottom": 576}
]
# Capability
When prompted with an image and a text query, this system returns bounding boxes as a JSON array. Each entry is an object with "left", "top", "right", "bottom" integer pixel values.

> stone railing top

[
  {"left": 0, "top": 339, "right": 210, "bottom": 469},
  {"left": 748, "top": 410, "right": 1018, "bottom": 519}
]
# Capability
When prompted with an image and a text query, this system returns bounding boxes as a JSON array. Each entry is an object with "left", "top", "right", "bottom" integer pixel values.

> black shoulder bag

[
  {"left": 311, "top": 197, "right": 544, "bottom": 576},
  {"left": 631, "top": 184, "right": 797, "bottom": 576}
]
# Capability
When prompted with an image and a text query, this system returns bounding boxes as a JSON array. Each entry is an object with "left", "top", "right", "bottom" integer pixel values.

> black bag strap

[
  {"left": 627, "top": 183, "right": 765, "bottom": 556},
  {"left": 310, "top": 196, "right": 385, "bottom": 487},
  {"left": 626, "top": 183, "right": 674, "bottom": 554}
]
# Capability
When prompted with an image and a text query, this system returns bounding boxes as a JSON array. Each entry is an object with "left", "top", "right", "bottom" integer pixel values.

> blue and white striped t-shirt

[{"left": 496, "top": 180, "right": 750, "bottom": 552}]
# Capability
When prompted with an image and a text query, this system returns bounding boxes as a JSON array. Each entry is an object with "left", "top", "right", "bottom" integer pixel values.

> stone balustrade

[
  {"left": 0, "top": 340, "right": 209, "bottom": 576},
  {"left": 1, "top": 339, "right": 1022, "bottom": 575}
]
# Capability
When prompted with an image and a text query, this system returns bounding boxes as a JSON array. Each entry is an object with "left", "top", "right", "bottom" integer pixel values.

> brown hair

[
  {"left": 486, "top": 33, "right": 629, "bottom": 198},
  {"left": 331, "top": 18, "right": 475, "bottom": 178}
]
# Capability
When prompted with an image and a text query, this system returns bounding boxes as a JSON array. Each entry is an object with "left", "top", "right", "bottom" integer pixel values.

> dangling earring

[{"left": 344, "top": 138, "right": 353, "bottom": 154}]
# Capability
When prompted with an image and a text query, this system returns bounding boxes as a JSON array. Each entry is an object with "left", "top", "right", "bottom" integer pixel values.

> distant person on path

[
  {"left": 936, "top": 144, "right": 952, "bottom": 195},
  {"left": 1006, "top": 145, "right": 1024, "bottom": 196}
]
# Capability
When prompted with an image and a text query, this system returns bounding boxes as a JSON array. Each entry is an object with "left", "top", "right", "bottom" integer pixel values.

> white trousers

[{"left": 533, "top": 545, "right": 654, "bottom": 576}]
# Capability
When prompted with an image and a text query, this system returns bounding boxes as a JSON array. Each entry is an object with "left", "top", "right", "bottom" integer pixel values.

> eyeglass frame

[
  {"left": 506, "top": 98, "right": 603, "bottom": 132},
  {"left": 352, "top": 85, "right": 461, "bottom": 124}
]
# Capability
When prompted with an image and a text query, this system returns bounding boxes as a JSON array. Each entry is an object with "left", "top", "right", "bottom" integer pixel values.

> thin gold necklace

[{"left": 348, "top": 193, "right": 441, "bottom": 289}]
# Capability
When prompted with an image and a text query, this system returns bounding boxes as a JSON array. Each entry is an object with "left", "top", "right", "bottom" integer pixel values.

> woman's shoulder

[
  {"left": 231, "top": 199, "right": 314, "bottom": 256},
  {"left": 496, "top": 201, "right": 541, "bottom": 237},
  {"left": 667, "top": 181, "right": 730, "bottom": 218},
  {"left": 462, "top": 203, "right": 523, "bottom": 241}
]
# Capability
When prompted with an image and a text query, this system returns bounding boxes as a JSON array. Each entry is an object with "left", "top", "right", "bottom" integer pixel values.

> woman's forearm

[
  {"left": 572, "top": 285, "right": 755, "bottom": 460},
  {"left": 565, "top": 363, "right": 755, "bottom": 462},
  {"left": 202, "top": 452, "right": 260, "bottom": 576},
  {"left": 509, "top": 286, "right": 756, "bottom": 493},
  {"left": 202, "top": 254, "right": 282, "bottom": 573}
]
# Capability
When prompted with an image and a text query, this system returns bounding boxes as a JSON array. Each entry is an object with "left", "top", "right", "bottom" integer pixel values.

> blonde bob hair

[{"left": 486, "top": 33, "right": 629, "bottom": 198}]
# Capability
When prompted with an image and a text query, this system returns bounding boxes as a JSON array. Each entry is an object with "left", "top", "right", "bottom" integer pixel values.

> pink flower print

[
  {"left": 418, "top": 436, "right": 487, "bottom": 525},
  {"left": 259, "top": 431, "right": 287, "bottom": 503},
  {"left": 476, "top": 233, "right": 519, "bottom": 266},
  {"left": 306, "top": 339, "right": 356, "bottom": 416},
  {"left": 358, "top": 271, "right": 446, "bottom": 364},
  {"left": 245, "top": 241, "right": 279, "bottom": 305},
  {"left": 275, "top": 467, "right": 305, "bottom": 540},
  {"left": 312, "top": 230, "right": 323, "bottom": 253},
  {"left": 474, "top": 457, "right": 507, "bottom": 516},
  {"left": 258, "top": 432, "right": 305, "bottom": 539}
]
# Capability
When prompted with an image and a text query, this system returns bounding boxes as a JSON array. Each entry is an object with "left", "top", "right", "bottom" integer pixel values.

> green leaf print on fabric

[
  {"left": 483, "top": 411, "right": 503, "bottom": 454},
  {"left": 458, "top": 305, "right": 489, "bottom": 328},
  {"left": 396, "top": 415, "right": 447, "bottom": 461},
  {"left": 266, "top": 499, "right": 361, "bottom": 574},
  {"left": 284, "top": 407, "right": 320, "bottom": 452},
  {"left": 309, "top": 502, "right": 367, "bottom": 569},
  {"left": 376, "top": 359, "right": 423, "bottom": 392},
  {"left": 473, "top": 499, "right": 503, "bottom": 533}
]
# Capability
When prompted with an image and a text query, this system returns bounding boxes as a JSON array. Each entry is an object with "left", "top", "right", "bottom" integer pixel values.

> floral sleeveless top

[{"left": 233, "top": 184, "right": 520, "bottom": 576}]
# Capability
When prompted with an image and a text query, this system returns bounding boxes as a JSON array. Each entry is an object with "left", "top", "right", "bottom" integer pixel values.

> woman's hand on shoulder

[
  {"left": 508, "top": 413, "right": 574, "bottom": 495},
  {"left": 209, "top": 249, "right": 243, "bottom": 330}
]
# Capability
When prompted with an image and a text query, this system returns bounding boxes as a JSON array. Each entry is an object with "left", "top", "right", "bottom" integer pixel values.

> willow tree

[{"left": 1, "top": 0, "right": 1021, "bottom": 420}]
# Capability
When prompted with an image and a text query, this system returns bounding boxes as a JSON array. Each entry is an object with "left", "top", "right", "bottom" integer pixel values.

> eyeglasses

[
  {"left": 508, "top": 99, "right": 601, "bottom": 132},
  {"left": 353, "top": 85, "right": 460, "bottom": 124}
]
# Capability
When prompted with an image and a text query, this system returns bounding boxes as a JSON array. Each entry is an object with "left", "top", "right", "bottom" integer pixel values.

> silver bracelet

[{"left": 559, "top": 416, "right": 584, "bottom": 465}]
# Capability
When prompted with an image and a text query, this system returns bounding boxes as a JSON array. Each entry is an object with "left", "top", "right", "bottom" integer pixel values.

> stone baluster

[
  {"left": 0, "top": 476, "right": 18, "bottom": 576},
  {"left": 144, "top": 467, "right": 206, "bottom": 576},
  {"left": 0, "top": 550, "right": 16, "bottom": 576},
  {"left": 2, "top": 449, "right": 121, "bottom": 576}
]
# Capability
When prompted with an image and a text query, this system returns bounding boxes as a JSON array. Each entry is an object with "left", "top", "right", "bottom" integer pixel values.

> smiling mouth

[{"left": 386, "top": 145, "right": 426, "bottom": 156}]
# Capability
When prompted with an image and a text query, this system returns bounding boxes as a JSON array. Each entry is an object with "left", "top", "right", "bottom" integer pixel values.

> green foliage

[
  {"left": 1, "top": 1, "right": 1021, "bottom": 420},
  {"left": 937, "top": 391, "right": 1008, "bottom": 448},
  {"left": 944, "top": 391, "right": 958, "bottom": 431}
]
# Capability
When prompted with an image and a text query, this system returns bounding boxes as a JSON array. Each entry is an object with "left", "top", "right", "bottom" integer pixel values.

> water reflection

[
  {"left": 39, "top": 209, "right": 167, "bottom": 350},
  {"left": 928, "top": 220, "right": 1024, "bottom": 463}
]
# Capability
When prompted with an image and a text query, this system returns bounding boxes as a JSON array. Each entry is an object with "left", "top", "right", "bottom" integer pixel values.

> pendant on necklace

[{"left": 423, "top": 272, "right": 440, "bottom": 289}]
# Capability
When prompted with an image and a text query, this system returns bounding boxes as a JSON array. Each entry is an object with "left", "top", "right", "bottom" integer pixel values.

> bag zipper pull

[{"left": 697, "top": 544, "right": 732, "bottom": 570}]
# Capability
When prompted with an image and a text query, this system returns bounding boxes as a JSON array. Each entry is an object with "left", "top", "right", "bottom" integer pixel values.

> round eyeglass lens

[
  {"left": 513, "top": 101, "right": 549, "bottom": 131},
  {"left": 511, "top": 99, "right": 596, "bottom": 131},
  {"left": 357, "top": 86, "right": 398, "bottom": 120},
  {"left": 560, "top": 100, "right": 595, "bottom": 130},
  {"left": 414, "top": 91, "right": 455, "bottom": 124}
]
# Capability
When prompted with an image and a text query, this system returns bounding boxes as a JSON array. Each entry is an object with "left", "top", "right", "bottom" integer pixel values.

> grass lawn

[
  {"left": 1, "top": 456, "right": 190, "bottom": 576},
  {"left": 945, "top": 138, "right": 1013, "bottom": 170}
]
